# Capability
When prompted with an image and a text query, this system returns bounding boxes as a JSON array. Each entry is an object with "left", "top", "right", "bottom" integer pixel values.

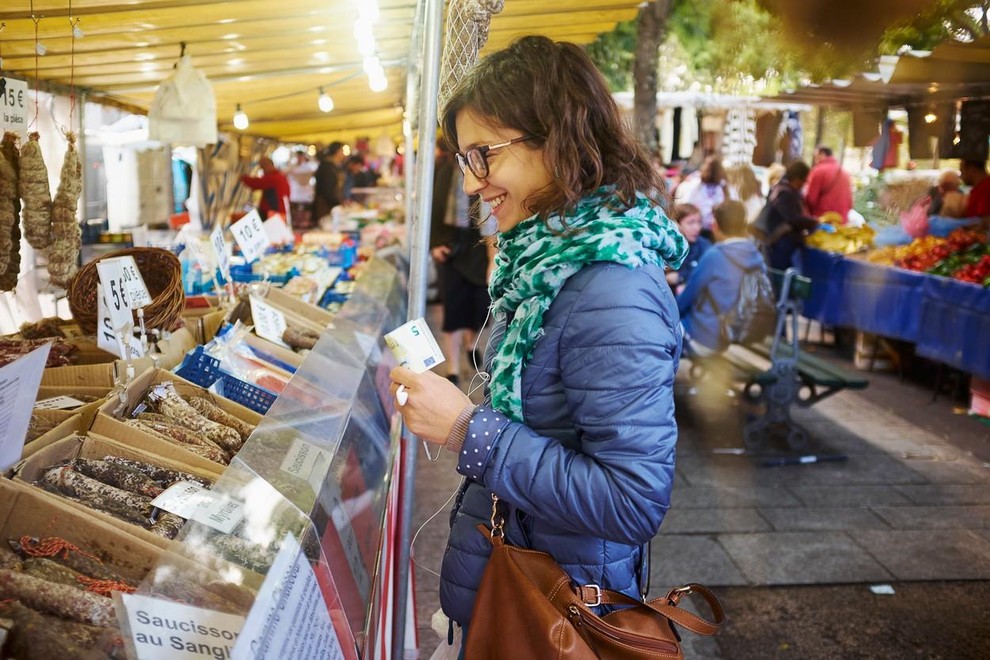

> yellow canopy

[{"left": 0, "top": 0, "right": 642, "bottom": 145}]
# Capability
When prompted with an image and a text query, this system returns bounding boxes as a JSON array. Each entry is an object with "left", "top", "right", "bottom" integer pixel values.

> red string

[
  {"left": 17, "top": 535, "right": 101, "bottom": 564},
  {"left": 77, "top": 575, "right": 136, "bottom": 597}
]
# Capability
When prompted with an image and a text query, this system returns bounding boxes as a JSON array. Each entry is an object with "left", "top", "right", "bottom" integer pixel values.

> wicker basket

[{"left": 68, "top": 247, "right": 185, "bottom": 334}]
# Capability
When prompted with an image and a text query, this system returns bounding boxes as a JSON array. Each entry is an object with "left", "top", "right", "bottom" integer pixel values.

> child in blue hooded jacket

[{"left": 677, "top": 199, "right": 768, "bottom": 356}]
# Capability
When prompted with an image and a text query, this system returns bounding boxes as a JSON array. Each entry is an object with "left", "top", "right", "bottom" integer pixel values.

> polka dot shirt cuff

[{"left": 456, "top": 406, "right": 508, "bottom": 480}]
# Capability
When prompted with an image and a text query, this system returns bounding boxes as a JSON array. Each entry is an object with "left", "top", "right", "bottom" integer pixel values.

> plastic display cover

[{"left": 122, "top": 257, "right": 408, "bottom": 658}]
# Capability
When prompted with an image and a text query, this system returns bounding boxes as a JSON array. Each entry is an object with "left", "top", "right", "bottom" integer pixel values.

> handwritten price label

[
  {"left": 96, "top": 260, "right": 133, "bottom": 330},
  {"left": 96, "top": 284, "right": 144, "bottom": 359},
  {"left": 118, "top": 256, "right": 152, "bottom": 307},
  {"left": 249, "top": 295, "right": 289, "bottom": 347},
  {"left": 230, "top": 209, "right": 270, "bottom": 263},
  {"left": 209, "top": 225, "right": 230, "bottom": 277}
]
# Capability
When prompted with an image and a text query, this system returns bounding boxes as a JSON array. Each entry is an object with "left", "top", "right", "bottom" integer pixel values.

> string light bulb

[
  {"left": 318, "top": 88, "right": 334, "bottom": 113},
  {"left": 233, "top": 103, "right": 248, "bottom": 130},
  {"left": 924, "top": 111, "right": 937, "bottom": 124}
]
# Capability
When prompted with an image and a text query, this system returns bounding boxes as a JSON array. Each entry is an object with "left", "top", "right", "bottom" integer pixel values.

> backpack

[{"left": 707, "top": 264, "right": 778, "bottom": 346}]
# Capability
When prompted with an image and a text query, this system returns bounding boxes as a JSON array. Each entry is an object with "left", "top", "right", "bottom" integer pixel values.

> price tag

[
  {"left": 229, "top": 209, "right": 270, "bottom": 263},
  {"left": 118, "top": 256, "right": 152, "bottom": 308},
  {"left": 96, "top": 259, "right": 133, "bottom": 331},
  {"left": 0, "top": 344, "right": 51, "bottom": 471},
  {"left": 151, "top": 481, "right": 245, "bottom": 535},
  {"left": 117, "top": 593, "right": 245, "bottom": 660},
  {"left": 262, "top": 215, "right": 294, "bottom": 245},
  {"left": 209, "top": 225, "right": 230, "bottom": 277},
  {"left": 96, "top": 284, "right": 144, "bottom": 359},
  {"left": 249, "top": 295, "right": 288, "bottom": 347},
  {"left": 35, "top": 395, "right": 86, "bottom": 410},
  {"left": 231, "top": 533, "right": 343, "bottom": 660},
  {"left": 279, "top": 438, "right": 330, "bottom": 494}
]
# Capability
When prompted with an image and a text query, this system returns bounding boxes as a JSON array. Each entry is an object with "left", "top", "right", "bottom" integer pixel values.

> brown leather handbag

[{"left": 464, "top": 495, "right": 725, "bottom": 659}]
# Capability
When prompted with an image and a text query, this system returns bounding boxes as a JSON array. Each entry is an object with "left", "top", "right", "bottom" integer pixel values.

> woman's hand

[
  {"left": 390, "top": 366, "right": 472, "bottom": 445},
  {"left": 431, "top": 245, "right": 452, "bottom": 263}
]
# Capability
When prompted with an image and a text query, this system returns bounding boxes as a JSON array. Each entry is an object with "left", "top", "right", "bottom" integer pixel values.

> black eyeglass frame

[{"left": 455, "top": 135, "right": 535, "bottom": 179}]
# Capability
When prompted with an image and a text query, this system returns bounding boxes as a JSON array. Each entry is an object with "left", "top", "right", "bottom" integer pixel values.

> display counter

[
  {"left": 801, "top": 247, "right": 990, "bottom": 380},
  {"left": 113, "top": 255, "right": 410, "bottom": 659}
]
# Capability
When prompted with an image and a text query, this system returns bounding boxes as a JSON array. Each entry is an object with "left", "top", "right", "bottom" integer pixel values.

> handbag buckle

[{"left": 582, "top": 584, "right": 602, "bottom": 607}]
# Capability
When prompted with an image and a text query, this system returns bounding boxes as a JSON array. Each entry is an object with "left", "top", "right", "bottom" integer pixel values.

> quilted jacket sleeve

[{"left": 455, "top": 264, "right": 681, "bottom": 546}]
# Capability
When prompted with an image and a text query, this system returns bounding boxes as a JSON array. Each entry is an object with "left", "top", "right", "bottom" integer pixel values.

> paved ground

[{"left": 410, "top": 310, "right": 990, "bottom": 658}]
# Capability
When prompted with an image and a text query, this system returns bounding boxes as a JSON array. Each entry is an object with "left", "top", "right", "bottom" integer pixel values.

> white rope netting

[{"left": 438, "top": 0, "right": 505, "bottom": 117}]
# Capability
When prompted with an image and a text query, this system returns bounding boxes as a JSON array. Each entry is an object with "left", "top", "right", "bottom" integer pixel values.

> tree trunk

[{"left": 633, "top": 0, "right": 675, "bottom": 155}]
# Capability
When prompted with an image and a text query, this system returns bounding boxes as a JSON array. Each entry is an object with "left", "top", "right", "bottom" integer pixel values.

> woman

[
  {"left": 389, "top": 36, "right": 686, "bottom": 650},
  {"left": 688, "top": 156, "right": 735, "bottom": 239}
]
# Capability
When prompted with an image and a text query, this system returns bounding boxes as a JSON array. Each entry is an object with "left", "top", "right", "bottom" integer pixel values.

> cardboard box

[
  {"left": 242, "top": 332, "right": 304, "bottom": 372},
  {"left": 12, "top": 432, "right": 222, "bottom": 549},
  {"left": 42, "top": 363, "right": 122, "bottom": 388},
  {"left": 35, "top": 385, "right": 112, "bottom": 429},
  {"left": 263, "top": 287, "right": 334, "bottom": 328},
  {"left": 91, "top": 368, "right": 262, "bottom": 472},
  {"left": 23, "top": 409, "right": 84, "bottom": 458},
  {"left": 0, "top": 478, "right": 161, "bottom": 583},
  {"left": 182, "top": 308, "right": 228, "bottom": 345}
]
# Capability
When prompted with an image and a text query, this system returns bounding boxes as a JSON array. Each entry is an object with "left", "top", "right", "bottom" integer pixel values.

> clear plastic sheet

[{"left": 118, "top": 257, "right": 407, "bottom": 658}]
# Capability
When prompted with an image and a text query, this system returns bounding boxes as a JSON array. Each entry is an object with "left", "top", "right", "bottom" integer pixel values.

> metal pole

[
  {"left": 403, "top": 0, "right": 423, "bottom": 268},
  {"left": 392, "top": 0, "right": 443, "bottom": 656}
]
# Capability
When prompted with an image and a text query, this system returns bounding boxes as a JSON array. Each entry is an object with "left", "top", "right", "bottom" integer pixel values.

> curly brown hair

[{"left": 440, "top": 36, "right": 668, "bottom": 223}]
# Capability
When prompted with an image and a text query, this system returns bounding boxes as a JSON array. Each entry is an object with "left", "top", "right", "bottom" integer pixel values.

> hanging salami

[
  {"left": 19, "top": 132, "right": 53, "bottom": 251},
  {"left": 0, "top": 132, "right": 21, "bottom": 292},
  {"left": 48, "top": 133, "right": 83, "bottom": 288}
]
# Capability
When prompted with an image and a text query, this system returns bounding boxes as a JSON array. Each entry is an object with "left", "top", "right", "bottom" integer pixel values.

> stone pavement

[{"left": 408, "top": 312, "right": 990, "bottom": 657}]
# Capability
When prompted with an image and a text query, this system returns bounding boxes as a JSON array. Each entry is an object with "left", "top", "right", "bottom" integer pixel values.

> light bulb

[
  {"left": 369, "top": 74, "right": 388, "bottom": 93},
  {"left": 233, "top": 104, "right": 249, "bottom": 130},
  {"left": 318, "top": 89, "right": 334, "bottom": 113},
  {"left": 924, "top": 112, "right": 937, "bottom": 124}
]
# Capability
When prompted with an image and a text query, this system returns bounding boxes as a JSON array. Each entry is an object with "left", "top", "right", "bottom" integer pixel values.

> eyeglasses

[{"left": 455, "top": 135, "right": 534, "bottom": 179}]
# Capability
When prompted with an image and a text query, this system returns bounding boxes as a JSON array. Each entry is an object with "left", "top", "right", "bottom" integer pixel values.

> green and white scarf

[{"left": 488, "top": 187, "right": 688, "bottom": 422}]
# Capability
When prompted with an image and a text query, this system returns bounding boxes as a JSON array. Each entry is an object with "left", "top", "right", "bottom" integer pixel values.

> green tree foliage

[
  {"left": 880, "top": 0, "right": 990, "bottom": 52},
  {"left": 585, "top": 19, "right": 637, "bottom": 91}
]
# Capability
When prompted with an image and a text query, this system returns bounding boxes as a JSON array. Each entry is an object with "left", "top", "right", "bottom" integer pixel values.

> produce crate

[{"left": 174, "top": 346, "right": 277, "bottom": 414}]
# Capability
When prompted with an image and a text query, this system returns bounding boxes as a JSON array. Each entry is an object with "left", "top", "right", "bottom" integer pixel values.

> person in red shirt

[
  {"left": 240, "top": 157, "right": 291, "bottom": 219},
  {"left": 804, "top": 145, "right": 853, "bottom": 222},
  {"left": 961, "top": 160, "right": 990, "bottom": 229}
]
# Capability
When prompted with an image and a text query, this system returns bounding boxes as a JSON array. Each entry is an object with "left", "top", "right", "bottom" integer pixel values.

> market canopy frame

[{"left": 0, "top": 0, "right": 644, "bottom": 145}]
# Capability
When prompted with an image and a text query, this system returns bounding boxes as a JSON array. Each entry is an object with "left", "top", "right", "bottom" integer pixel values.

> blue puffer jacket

[{"left": 439, "top": 261, "right": 681, "bottom": 625}]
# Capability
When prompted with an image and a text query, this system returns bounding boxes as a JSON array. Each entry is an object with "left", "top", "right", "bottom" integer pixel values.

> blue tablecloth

[
  {"left": 917, "top": 275, "right": 990, "bottom": 380},
  {"left": 800, "top": 248, "right": 990, "bottom": 380}
]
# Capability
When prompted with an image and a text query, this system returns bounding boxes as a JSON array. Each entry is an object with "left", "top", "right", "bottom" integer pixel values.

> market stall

[{"left": 801, "top": 243, "right": 990, "bottom": 381}]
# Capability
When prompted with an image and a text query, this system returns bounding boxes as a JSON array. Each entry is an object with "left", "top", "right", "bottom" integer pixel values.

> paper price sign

[
  {"left": 249, "top": 295, "right": 288, "bottom": 347},
  {"left": 97, "top": 284, "right": 144, "bottom": 359},
  {"left": 230, "top": 209, "right": 270, "bottom": 263},
  {"left": 151, "top": 481, "right": 245, "bottom": 534},
  {"left": 118, "top": 256, "right": 152, "bottom": 307},
  {"left": 209, "top": 225, "right": 230, "bottom": 276},
  {"left": 97, "top": 259, "right": 133, "bottom": 330}
]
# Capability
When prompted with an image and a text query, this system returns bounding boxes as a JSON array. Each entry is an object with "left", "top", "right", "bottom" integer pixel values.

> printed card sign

[
  {"left": 0, "top": 77, "right": 29, "bottom": 141},
  {"left": 229, "top": 209, "right": 270, "bottom": 263},
  {"left": 231, "top": 533, "right": 343, "bottom": 660},
  {"left": 279, "top": 438, "right": 331, "bottom": 494},
  {"left": 0, "top": 343, "right": 51, "bottom": 471},
  {"left": 249, "top": 295, "right": 288, "bottom": 347},
  {"left": 34, "top": 395, "right": 86, "bottom": 410},
  {"left": 151, "top": 481, "right": 245, "bottom": 534},
  {"left": 209, "top": 225, "right": 230, "bottom": 277},
  {"left": 262, "top": 215, "right": 294, "bottom": 245},
  {"left": 117, "top": 593, "right": 245, "bottom": 660}
]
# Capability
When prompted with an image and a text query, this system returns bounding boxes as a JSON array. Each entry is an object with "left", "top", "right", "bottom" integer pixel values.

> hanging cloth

[{"left": 148, "top": 54, "right": 218, "bottom": 147}]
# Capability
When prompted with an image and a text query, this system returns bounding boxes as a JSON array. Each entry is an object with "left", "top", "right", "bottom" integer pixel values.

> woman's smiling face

[{"left": 454, "top": 108, "right": 553, "bottom": 233}]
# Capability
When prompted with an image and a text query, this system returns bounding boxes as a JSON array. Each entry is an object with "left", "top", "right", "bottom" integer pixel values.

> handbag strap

[{"left": 575, "top": 582, "right": 725, "bottom": 637}]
